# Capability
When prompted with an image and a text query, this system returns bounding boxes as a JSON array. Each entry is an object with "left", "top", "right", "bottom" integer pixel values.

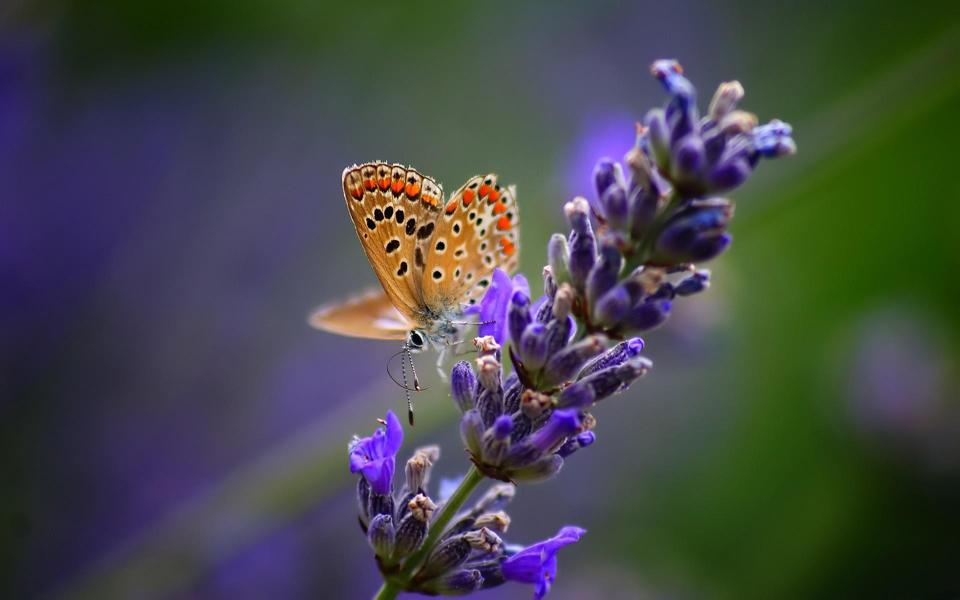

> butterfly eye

[{"left": 408, "top": 330, "right": 425, "bottom": 350}]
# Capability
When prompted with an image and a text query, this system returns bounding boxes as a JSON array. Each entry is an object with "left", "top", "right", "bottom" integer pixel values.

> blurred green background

[{"left": 2, "top": 1, "right": 959, "bottom": 598}]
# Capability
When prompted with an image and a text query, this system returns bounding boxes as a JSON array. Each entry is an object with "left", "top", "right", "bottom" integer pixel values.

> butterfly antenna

[
  {"left": 386, "top": 349, "right": 419, "bottom": 393},
  {"left": 401, "top": 344, "right": 415, "bottom": 426},
  {"left": 407, "top": 347, "right": 424, "bottom": 392}
]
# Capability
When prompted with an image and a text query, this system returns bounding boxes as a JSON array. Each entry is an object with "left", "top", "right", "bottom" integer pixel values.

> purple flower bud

[
  {"left": 555, "top": 381, "right": 596, "bottom": 409},
  {"left": 624, "top": 299, "right": 671, "bottom": 332},
  {"left": 357, "top": 477, "right": 370, "bottom": 524},
  {"left": 708, "top": 157, "right": 751, "bottom": 192},
  {"left": 477, "top": 387, "right": 504, "bottom": 428},
  {"left": 510, "top": 412, "right": 533, "bottom": 443},
  {"left": 674, "top": 269, "right": 710, "bottom": 296},
  {"left": 585, "top": 242, "right": 623, "bottom": 310},
  {"left": 651, "top": 59, "right": 695, "bottom": 107},
  {"left": 368, "top": 492, "right": 394, "bottom": 520},
  {"left": 420, "top": 569, "right": 484, "bottom": 595},
  {"left": 654, "top": 198, "right": 734, "bottom": 264},
  {"left": 394, "top": 495, "right": 435, "bottom": 558},
  {"left": 450, "top": 361, "right": 477, "bottom": 412},
  {"left": 519, "top": 322, "right": 549, "bottom": 371},
  {"left": 578, "top": 337, "right": 645, "bottom": 378},
  {"left": 367, "top": 514, "right": 395, "bottom": 559},
  {"left": 510, "top": 454, "right": 564, "bottom": 483},
  {"left": 503, "top": 375, "right": 523, "bottom": 414},
  {"left": 598, "top": 182, "right": 629, "bottom": 230},
  {"left": 689, "top": 232, "right": 732, "bottom": 262},
  {"left": 543, "top": 314, "right": 574, "bottom": 360},
  {"left": 645, "top": 108, "right": 671, "bottom": 170},
  {"left": 542, "top": 335, "right": 607, "bottom": 388},
  {"left": 527, "top": 409, "right": 581, "bottom": 455},
  {"left": 753, "top": 119, "right": 796, "bottom": 158},
  {"left": 547, "top": 234, "right": 570, "bottom": 285},
  {"left": 508, "top": 291, "right": 532, "bottom": 349},
  {"left": 594, "top": 159, "right": 629, "bottom": 228},
  {"left": 564, "top": 198, "right": 597, "bottom": 289},
  {"left": 543, "top": 266, "right": 558, "bottom": 299},
  {"left": 482, "top": 415, "right": 514, "bottom": 464},
  {"left": 627, "top": 184, "right": 661, "bottom": 241},
  {"left": 460, "top": 409, "right": 485, "bottom": 457},
  {"left": 673, "top": 133, "right": 706, "bottom": 179},
  {"left": 475, "top": 355, "right": 501, "bottom": 393},
  {"left": 577, "top": 357, "right": 653, "bottom": 400},
  {"left": 708, "top": 80, "right": 745, "bottom": 120},
  {"left": 405, "top": 445, "right": 440, "bottom": 493},
  {"left": 593, "top": 158, "right": 621, "bottom": 199},
  {"left": 419, "top": 535, "right": 471, "bottom": 580},
  {"left": 557, "top": 431, "right": 596, "bottom": 458},
  {"left": 593, "top": 284, "right": 632, "bottom": 327}
]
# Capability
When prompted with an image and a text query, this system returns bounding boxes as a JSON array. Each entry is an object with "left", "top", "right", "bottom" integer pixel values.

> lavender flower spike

[
  {"left": 347, "top": 57, "right": 796, "bottom": 600},
  {"left": 349, "top": 410, "right": 403, "bottom": 495},
  {"left": 500, "top": 526, "right": 587, "bottom": 600}
]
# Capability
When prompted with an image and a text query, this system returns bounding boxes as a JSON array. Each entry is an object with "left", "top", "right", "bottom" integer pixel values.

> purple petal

[
  {"left": 360, "top": 457, "right": 394, "bottom": 495},
  {"left": 478, "top": 268, "right": 513, "bottom": 342},
  {"left": 383, "top": 410, "right": 403, "bottom": 456}
]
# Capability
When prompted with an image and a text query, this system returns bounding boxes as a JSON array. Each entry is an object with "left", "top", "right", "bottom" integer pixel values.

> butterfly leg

[{"left": 435, "top": 345, "right": 450, "bottom": 382}]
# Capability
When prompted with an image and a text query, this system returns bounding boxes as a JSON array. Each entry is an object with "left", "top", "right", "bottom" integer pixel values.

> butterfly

[{"left": 309, "top": 162, "right": 520, "bottom": 421}]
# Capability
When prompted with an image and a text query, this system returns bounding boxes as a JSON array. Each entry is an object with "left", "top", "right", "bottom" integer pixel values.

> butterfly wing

[
  {"left": 341, "top": 162, "right": 446, "bottom": 326},
  {"left": 419, "top": 173, "right": 520, "bottom": 308},
  {"left": 309, "top": 288, "right": 412, "bottom": 340}
]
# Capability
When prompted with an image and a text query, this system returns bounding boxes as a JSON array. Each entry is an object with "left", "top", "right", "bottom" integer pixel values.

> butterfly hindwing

[
  {"left": 342, "top": 162, "right": 445, "bottom": 325},
  {"left": 308, "top": 288, "right": 412, "bottom": 340}
]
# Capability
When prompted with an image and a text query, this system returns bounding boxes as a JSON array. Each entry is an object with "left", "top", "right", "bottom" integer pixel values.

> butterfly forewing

[
  {"left": 420, "top": 173, "right": 520, "bottom": 307},
  {"left": 342, "top": 162, "right": 445, "bottom": 325}
]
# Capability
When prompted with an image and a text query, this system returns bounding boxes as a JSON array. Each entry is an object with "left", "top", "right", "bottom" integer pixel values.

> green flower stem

[
  {"left": 373, "top": 580, "right": 401, "bottom": 600},
  {"left": 397, "top": 465, "right": 485, "bottom": 583}
]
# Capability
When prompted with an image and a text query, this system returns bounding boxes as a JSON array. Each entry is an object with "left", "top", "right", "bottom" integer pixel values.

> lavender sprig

[
  {"left": 551, "top": 59, "right": 795, "bottom": 339},
  {"left": 347, "top": 59, "right": 794, "bottom": 600}
]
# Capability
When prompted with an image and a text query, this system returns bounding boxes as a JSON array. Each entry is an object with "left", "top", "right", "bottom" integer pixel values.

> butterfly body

[{"left": 311, "top": 161, "right": 520, "bottom": 349}]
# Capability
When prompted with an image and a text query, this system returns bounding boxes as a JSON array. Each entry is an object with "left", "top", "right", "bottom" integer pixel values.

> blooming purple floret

[
  {"left": 469, "top": 268, "right": 530, "bottom": 344},
  {"left": 349, "top": 410, "right": 403, "bottom": 495},
  {"left": 501, "top": 526, "right": 586, "bottom": 600}
]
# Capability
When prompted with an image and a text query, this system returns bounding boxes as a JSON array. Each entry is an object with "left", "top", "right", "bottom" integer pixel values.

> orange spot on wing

[
  {"left": 405, "top": 183, "right": 421, "bottom": 197},
  {"left": 496, "top": 215, "right": 511, "bottom": 231},
  {"left": 349, "top": 187, "right": 363, "bottom": 200},
  {"left": 478, "top": 184, "right": 491, "bottom": 198},
  {"left": 378, "top": 178, "right": 390, "bottom": 190},
  {"left": 392, "top": 180, "right": 404, "bottom": 194},
  {"left": 363, "top": 179, "right": 376, "bottom": 191},
  {"left": 445, "top": 199, "right": 458, "bottom": 214},
  {"left": 500, "top": 238, "right": 516, "bottom": 256},
  {"left": 462, "top": 189, "right": 475, "bottom": 205},
  {"left": 492, "top": 201, "right": 507, "bottom": 215},
  {"left": 488, "top": 189, "right": 501, "bottom": 203}
]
